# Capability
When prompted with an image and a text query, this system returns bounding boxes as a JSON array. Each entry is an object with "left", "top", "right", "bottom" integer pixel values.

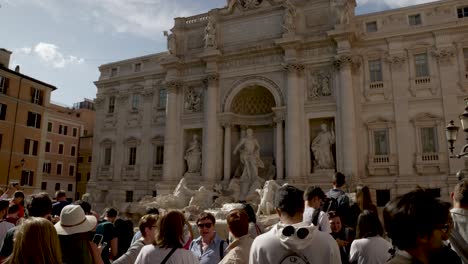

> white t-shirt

[
  {"left": 302, "top": 207, "right": 331, "bottom": 233},
  {"left": 135, "top": 245, "right": 199, "bottom": 264},
  {"left": 349, "top": 236, "right": 392, "bottom": 264},
  {"left": 0, "top": 221, "right": 14, "bottom": 250},
  {"left": 249, "top": 223, "right": 341, "bottom": 264}
]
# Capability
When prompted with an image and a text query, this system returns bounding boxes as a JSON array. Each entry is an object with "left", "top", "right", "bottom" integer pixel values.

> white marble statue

[
  {"left": 311, "top": 123, "right": 336, "bottom": 170},
  {"left": 204, "top": 18, "right": 217, "bottom": 48},
  {"left": 189, "top": 186, "right": 214, "bottom": 209},
  {"left": 256, "top": 180, "right": 280, "bottom": 215},
  {"left": 282, "top": 0, "right": 296, "bottom": 34},
  {"left": 184, "top": 88, "right": 202, "bottom": 112},
  {"left": 185, "top": 134, "right": 202, "bottom": 173},
  {"left": 233, "top": 128, "right": 264, "bottom": 201},
  {"left": 163, "top": 31, "right": 176, "bottom": 54},
  {"left": 334, "top": 0, "right": 351, "bottom": 25},
  {"left": 226, "top": 0, "right": 237, "bottom": 12}
]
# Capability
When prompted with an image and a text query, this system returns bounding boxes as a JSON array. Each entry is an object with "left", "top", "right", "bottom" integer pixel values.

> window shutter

[
  {"left": 0, "top": 104, "right": 6, "bottom": 120},
  {"left": 39, "top": 90, "right": 44, "bottom": 105},
  {"left": 30, "top": 171, "right": 34, "bottom": 186},
  {"left": 24, "top": 139, "right": 30, "bottom": 154},
  {"left": 30, "top": 87, "right": 35, "bottom": 103},
  {"left": 36, "top": 114, "right": 41, "bottom": 128},
  {"left": 32, "top": 140, "right": 38, "bottom": 156},
  {"left": 4, "top": 78, "right": 9, "bottom": 95},
  {"left": 21, "top": 171, "right": 27, "bottom": 185},
  {"left": 27, "top": 112, "right": 32, "bottom": 127}
]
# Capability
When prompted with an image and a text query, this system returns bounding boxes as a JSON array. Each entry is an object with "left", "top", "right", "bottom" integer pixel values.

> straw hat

[{"left": 55, "top": 205, "right": 97, "bottom": 235}]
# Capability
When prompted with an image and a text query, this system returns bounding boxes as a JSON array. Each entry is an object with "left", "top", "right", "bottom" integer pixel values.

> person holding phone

[{"left": 55, "top": 205, "right": 103, "bottom": 264}]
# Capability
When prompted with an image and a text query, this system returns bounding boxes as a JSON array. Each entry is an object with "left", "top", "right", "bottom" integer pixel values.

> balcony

[
  {"left": 415, "top": 152, "right": 447, "bottom": 175},
  {"left": 369, "top": 82, "right": 384, "bottom": 89},
  {"left": 415, "top": 76, "right": 431, "bottom": 85},
  {"left": 367, "top": 154, "right": 397, "bottom": 176}
]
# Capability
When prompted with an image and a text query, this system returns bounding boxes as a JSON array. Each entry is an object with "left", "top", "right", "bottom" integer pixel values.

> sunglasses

[
  {"left": 282, "top": 225, "right": 310, "bottom": 239},
  {"left": 197, "top": 222, "right": 213, "bottom": 229}
]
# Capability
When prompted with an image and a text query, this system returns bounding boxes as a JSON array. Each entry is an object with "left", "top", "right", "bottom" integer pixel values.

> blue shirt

[{"left": 189, "top": 234, "right": 227, "bottom": 264}]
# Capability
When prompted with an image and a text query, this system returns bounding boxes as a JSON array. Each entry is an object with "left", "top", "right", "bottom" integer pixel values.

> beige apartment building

[
  {"left": 74, "top": 99, "right": 96, "bottom": 200},
  {"left": 41, "top": 104, "right": 83, "bottom": 200},
  {"left": 0, "top": 48, "right": 56, "bottom": 195}
]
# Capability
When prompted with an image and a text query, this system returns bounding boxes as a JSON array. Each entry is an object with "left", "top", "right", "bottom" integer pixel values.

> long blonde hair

[{"left": 3, "top": 217, "right": 62, "bottom": 264}]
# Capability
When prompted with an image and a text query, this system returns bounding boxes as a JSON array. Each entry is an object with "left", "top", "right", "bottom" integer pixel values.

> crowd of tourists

[{"left": 0, "top": 172, "right": 465, "bottom": 264}]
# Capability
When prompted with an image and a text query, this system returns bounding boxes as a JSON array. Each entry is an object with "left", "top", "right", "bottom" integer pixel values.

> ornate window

[
  {"left": 414, "top": 53, "right": 429, "bottom": 78},
  {"left": 128, "top": 147, "right": 137, "bottom": 166},
  {"left": 369, "top": 60, "right": 383, "bottom": 83},
  {"left": 158, "top": 89, "right": 167, "bottom": 110},
  {"left": 131, "top": 94, "right": 140, "bottom": 111},
  {"left": 411, "top": 113, "right": 448, "bottom": 175},
  {"left": 152, "top": 136, "right": 164, "bottom": 169},
  {"left": 366, "top": 21, "right": 378, "bottom": 32},
  {"left": 366, "top": 118, "right": 397, "bottom": 176},
  {"left": 108, "top": 96, "right": 115, "bottom": 114},
  {"left": 408, "top": 14, "right": 422, "bottom": 26}
]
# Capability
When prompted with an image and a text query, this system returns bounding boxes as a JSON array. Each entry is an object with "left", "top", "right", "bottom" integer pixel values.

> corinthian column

[
  {"left": 222, "top": 121, "right": 232, "bottom": 186},
  {"left": 335, "top": 55, "right": 359, "bottom": 178},
  {"left": 202, "top": 74, "right": 219, "bottom": 182},
  {"left": 162, "top": 80, "right": 181, "bottom": 182},
  {"left": 284, "top": 64, "right": 304, "bottom": 180},
  {"left": 273, "top": 107, "right": 286, "bottom": 180}
]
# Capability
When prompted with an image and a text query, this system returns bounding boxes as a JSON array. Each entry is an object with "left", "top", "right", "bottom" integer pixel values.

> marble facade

[{"left": 89, "top": 0, "right": 468, "bottom": 211}]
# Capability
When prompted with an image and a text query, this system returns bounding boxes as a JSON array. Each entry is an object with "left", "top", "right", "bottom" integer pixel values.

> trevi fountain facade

[{"left": 88, "top": 0, "right": 468, "bottom": 215}]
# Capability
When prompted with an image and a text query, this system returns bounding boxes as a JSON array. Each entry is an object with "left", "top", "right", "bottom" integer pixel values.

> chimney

[
  {"left": 0, "top": 48, "right": 12, "bottom": 68},
  {"left": 15, "top": 65, "right": 20, "bottom": 73}
]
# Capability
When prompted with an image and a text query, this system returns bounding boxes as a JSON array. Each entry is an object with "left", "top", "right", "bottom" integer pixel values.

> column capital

[
  {"left": 204, "top": 73, "right": 219, "bottom": 85},
  {"left": 282, "top": 63, "right": 305, "bottom": 73},
  {"left": 272, "top": 106, "right": 286, "bottom": 123},
  {"left": 385, "top": 54, "right": 406, "bottom": 70},
  {"left": 333, "top": 54, "right": 361, "bottom": 70},
  {"left": 165, "top": 80, "right": 183, "bottom": 93},
  {"left": 431, "top": 47, "right": 455, "bottom": 64}
]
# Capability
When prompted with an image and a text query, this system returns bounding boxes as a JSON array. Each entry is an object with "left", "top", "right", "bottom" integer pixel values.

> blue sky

[{"left": 0, "top": 0, "right": 437, "bottom": 106}]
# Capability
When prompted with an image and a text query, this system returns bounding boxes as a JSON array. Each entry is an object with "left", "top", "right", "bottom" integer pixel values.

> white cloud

[
  {"left": 15, "top": 47, "right": 32, "bottom": 55},
  {"left": 356, "top": 0, "right": 438, "bottom": 8},
  {"left": 33, "top": 42, "right": 84, "bottom": 68}
]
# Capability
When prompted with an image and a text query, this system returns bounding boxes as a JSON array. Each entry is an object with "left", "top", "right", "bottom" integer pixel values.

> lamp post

[{"left": 445, "top": 98, "right": 468, "bottom": 179}]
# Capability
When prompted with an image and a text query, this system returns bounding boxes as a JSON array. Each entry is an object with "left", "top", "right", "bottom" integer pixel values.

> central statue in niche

[{"left": 233, "top": 128, "right": 264, "bottom": 201}]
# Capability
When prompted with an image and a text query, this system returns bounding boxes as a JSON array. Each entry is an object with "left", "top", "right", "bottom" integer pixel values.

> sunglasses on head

[
  {"left": 282, "top": 225, "right": 310, "bottom": 239},
  {"left": 197, "top": 222, "right": 213, "bottom": 229}
]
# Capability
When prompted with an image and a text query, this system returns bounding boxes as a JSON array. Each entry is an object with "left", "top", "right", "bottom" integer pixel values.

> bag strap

[
  {"left": 161, "top": 247, "right": 177, "bottom": 264},
  {"left": 219, "top": 240, "right": 225, "bottom": 259}
]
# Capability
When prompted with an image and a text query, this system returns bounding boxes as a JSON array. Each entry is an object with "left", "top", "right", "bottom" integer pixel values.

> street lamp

[{"left": 445, "top": 98, "right": 468, "bottom": 159}]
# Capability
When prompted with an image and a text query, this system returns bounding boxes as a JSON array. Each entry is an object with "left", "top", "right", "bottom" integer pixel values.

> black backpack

[{"left": 321, "top": 196, "right": 339, "bottom": 213}]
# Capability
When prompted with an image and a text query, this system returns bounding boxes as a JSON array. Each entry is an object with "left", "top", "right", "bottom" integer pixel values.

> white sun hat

[{"left": 55, "top": 204, "right": 97, "bottom": 235}]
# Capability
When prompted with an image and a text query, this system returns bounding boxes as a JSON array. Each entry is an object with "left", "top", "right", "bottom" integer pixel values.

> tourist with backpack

[
  {"left": 303, "top": 185, "right": 331, "bottom": 233},
  {"left": 325, "top": 172, "right": 351, "bottom": 226}
]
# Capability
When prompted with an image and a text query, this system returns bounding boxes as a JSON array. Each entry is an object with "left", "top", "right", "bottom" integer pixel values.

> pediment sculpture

[{"left": 225, "top": 0, "right": 263, "bottom": 12}]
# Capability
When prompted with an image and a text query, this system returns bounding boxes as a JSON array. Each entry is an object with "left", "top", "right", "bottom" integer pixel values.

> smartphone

[{"left": 92, "top": 234, "right": 103, "bottom": 246}]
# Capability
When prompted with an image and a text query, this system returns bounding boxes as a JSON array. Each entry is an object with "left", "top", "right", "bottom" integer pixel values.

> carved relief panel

[
  {"left": 307, "top": 68, "right": 333, "bottom": 100},
  {"left": 184, "top": 86, "right": 204, "bottom": 113}
]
